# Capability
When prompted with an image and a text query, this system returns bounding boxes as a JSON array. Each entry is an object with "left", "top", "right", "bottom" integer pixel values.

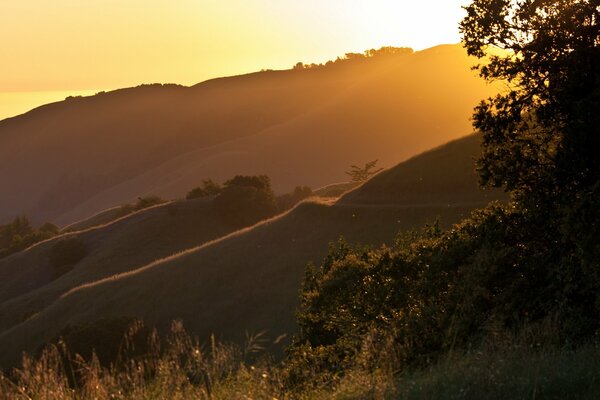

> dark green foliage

[
  {"left": 460, "top": 0, "right": 600, "bottom": 207},
  {"left": 214, "top": 175, "right": 278, "bottom": 227},
  {"left": 290, "top": 202, "right": 600, "bottom": 383},
  {"left": 0, "top": 216, "right": 59, "bottom": 258},
  {"left": 276, "top": 186, "right": 313, "bottom": 211},
  {"left": 287, "top": 1, "right": 600, "bottom": 385},
  {"left": 186, "top": 179, "right": 222, "bottom": 200},
  {"left": 345, "top": 160, "right": 384, "bottom": 183},
  {"left": 49, "top": 237, "right": 87, "bottom": 278}
]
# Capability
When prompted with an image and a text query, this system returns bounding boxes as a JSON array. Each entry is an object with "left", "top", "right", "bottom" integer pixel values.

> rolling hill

[
  {"left": 0, "top": 198, "right": 242, "bottom": 332},
  {"left": 0, "top": 44, "right": 499, "bottom": 226},
  {"left": 0, "top": 134, "right": 504, "bottom": 368}
]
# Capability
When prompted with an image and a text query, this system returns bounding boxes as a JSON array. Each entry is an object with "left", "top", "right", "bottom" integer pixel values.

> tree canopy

[{"left": 460, "top": 0, "right": 600, "bottom": 204}]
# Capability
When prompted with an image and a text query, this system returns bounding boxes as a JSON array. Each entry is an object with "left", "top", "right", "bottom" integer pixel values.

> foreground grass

[
  {"left": 1, "top": 323, "right": 598, "bottom": 400},
  {"left": 392, "top": 344, "right": 600, "bottom": 400}
]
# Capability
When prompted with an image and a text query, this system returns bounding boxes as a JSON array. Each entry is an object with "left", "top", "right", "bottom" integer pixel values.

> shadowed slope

[
  {"left": 0, "top": 134, "right": 504, "bottom": 368},
  {"left": 0, "top": 45, "right": 498, "bottom": 225},
  {"left": 339, "top": 134, "right": 506, "bottom": 206},
  {"left": 0, "top": 199, "right": 241, "bottom": 333}
]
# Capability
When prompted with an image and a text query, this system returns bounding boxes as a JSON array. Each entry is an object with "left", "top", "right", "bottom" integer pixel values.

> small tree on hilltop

[{"left": 345, "top": 160, "right": 383, "bottom": 183}]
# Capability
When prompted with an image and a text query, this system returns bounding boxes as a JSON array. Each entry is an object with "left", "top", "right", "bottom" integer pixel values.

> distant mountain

[
  {"left": 0, "top": 134, "right": 504, "bottom": 368},
  {"left": 0, "top": 44, "right": 498, "bottom": 226}
]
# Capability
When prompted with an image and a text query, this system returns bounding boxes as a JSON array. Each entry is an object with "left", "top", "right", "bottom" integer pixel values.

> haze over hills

[
  {"left": 0, "top": 134, "right": 504, "bottom": 368},
  {"left": 0, "top": 44, "right": 498, "bottom": 226}
]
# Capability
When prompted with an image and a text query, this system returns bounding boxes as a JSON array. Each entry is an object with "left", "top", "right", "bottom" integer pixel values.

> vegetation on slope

[
  {"left": 0, "top": 217, "right": 59, "bottom": 259},
  {"left": 1, "top": 0, "right": 598, "bottom": 397},
  {"left": 0, "top": 134, "right": 501, "bottom": 369}
]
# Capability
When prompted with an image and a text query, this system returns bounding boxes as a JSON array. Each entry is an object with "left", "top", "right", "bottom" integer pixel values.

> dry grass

[
  {"left": 0, "top": 201, "right": 486, "bottom": 369},
  {"left": 2, "top": 321, "right": 597, "bottom": 400},
  {"left": 0, "top": 199, "right": 238, "bottom": 339}
]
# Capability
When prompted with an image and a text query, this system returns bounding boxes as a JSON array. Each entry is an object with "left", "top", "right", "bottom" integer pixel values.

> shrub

[
  {"left": 186, "top": 179, "right": 222, "bottom": 200},
  {"left": 289, "top": 202, "right": 600, "bottom": 383},
  {"left": 214, "top": 175, "right": 278, "bottom": 227}
]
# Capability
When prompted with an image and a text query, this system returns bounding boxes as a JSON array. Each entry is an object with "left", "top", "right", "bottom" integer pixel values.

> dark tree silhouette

[
  {"left": 345, "top": 160, "right": 383, "bottom": 183},
  {"left": 214, "top": 175, "right": 278, "bottom": 226},
  {"left": 186, "top": 179, "right": 222, "bottom": 200},
  {"left": 460, "top": 0, "right": 600, "bottom": 205}
]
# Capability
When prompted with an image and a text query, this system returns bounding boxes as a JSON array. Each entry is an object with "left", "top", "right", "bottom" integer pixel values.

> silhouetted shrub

[
  {"left": 0, "top": 216, "right": 59, "bottom": 258},
  {"left": 289, "top": 202, "right": 600, "bottom": 384},
  {"left": 214, "top": 175, "right": 278, "bottom": 227},
  {"left": 186, "top": 179, "right": 222, "bottom": 200},
  {"left": 109, "top": 196, "right": 167, "bottom": 221},
  {"left": 133, "top": 196, "right": 165, "bottom": 211}
]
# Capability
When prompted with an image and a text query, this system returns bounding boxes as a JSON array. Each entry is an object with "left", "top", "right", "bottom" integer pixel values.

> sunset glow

[{"left": 0, "top": 0, "right": 470, "bottom": 119}]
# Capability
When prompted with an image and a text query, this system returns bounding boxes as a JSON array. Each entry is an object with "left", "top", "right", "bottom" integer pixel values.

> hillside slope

[
  {"left": 339, "top": 134, "right": 506, "bottom": 206},
  {"left": 0, "top": 199, "right": 243, "bottom": 333},
  {"left": 0, "top": 134, "right": 504, "bottom": 368},
  {"left": 0, "top": 45, "right": 498, "bottom": 225}
]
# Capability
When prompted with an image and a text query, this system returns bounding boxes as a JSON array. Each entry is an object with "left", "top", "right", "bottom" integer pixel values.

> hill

[
  {"left": 0, "top": 198, "right": 244, "bottom": 334},
  {"left": 339, "top": 134, "right": 505, "bottom": 206},
  {"left": 0, "top": 134, "right": 504, "bottom": 368},
  {"left": 0, "top": 44, "right": 499, "bottom": 226}
]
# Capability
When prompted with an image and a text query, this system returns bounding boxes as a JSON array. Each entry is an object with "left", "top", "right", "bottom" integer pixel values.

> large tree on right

[
  {"left": 460, "top": 0, "right": 599, "bottom": 205},
  {"left": 460, "top": 1, "right": 600, "bottom": 337}
]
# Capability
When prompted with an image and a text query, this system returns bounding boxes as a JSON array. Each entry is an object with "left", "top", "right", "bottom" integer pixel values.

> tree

[
  {"left": 460, "top": 0, "right": 600, "bottom": 205},
  {"left": 186, "top": 179, "right": 222, "bottom": 200},
  {"left": 214, "top": 175, "right": 278, "bottom": 226},
  {"left": 345, "top": 160, "right": 383, "bottom": 183},
  {"left": 460, "top": 0, "right": 600, "bottom": 338}
]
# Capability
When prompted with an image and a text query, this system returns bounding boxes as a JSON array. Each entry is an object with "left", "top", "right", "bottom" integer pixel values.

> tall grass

[
  {"left": 0, "top": 321, "right": 286, "bottom": 400},
  {"left": 1, "top": 321, "right": 599, "bottom": 399}
]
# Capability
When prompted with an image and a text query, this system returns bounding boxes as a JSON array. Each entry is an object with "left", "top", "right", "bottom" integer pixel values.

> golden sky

[{"left": 0, "top": 1, "right": 470, "bottom": 118}]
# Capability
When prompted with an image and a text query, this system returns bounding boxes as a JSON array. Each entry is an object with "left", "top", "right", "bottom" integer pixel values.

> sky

[{"left": 0, "top": 0, "right": 470, "bottom": 118}]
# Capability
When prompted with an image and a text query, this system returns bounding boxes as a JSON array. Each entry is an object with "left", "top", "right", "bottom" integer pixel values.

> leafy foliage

[
  {"left": 186, "top": 179, "right": 222, "bottom": 200},
  {"left": 290, "top": 202, "right": 600, "bottom": 383},
  {"left": 460, "top": 0, "right": 600, "bottom": 205},
  {"left": 214, "top": 175, "right": 278, "bottom": 227},
  {"left": 0, "top": 216, "right": 59, "bottom": 258}
]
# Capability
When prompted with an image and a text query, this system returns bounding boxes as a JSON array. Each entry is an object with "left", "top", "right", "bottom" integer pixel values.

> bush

[
  {"left": 186, "top": 179, "right": 222, "bottom": 200},
  {"left": 0, "top": 216, "right": 59, "bottom": 258},
  {"left": 289, "top": 202, "right": 600, "bottom": 383},
  {"left": 214, "top": 175, "right": 278, "bottom": 227}
]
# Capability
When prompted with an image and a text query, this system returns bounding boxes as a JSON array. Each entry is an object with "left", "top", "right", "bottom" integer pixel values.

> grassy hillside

[
  {"left": 0, "top": 134, "right": 504, "bottom": 368},
  {"left": 339, "top": 134, "right": 506, "bottom": 206},
  {"left": 0, "top": 198, "right": 243, "bottom": 336},
  {"left": 0, "top": 44, "right": 499, "bottom": 226}
]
